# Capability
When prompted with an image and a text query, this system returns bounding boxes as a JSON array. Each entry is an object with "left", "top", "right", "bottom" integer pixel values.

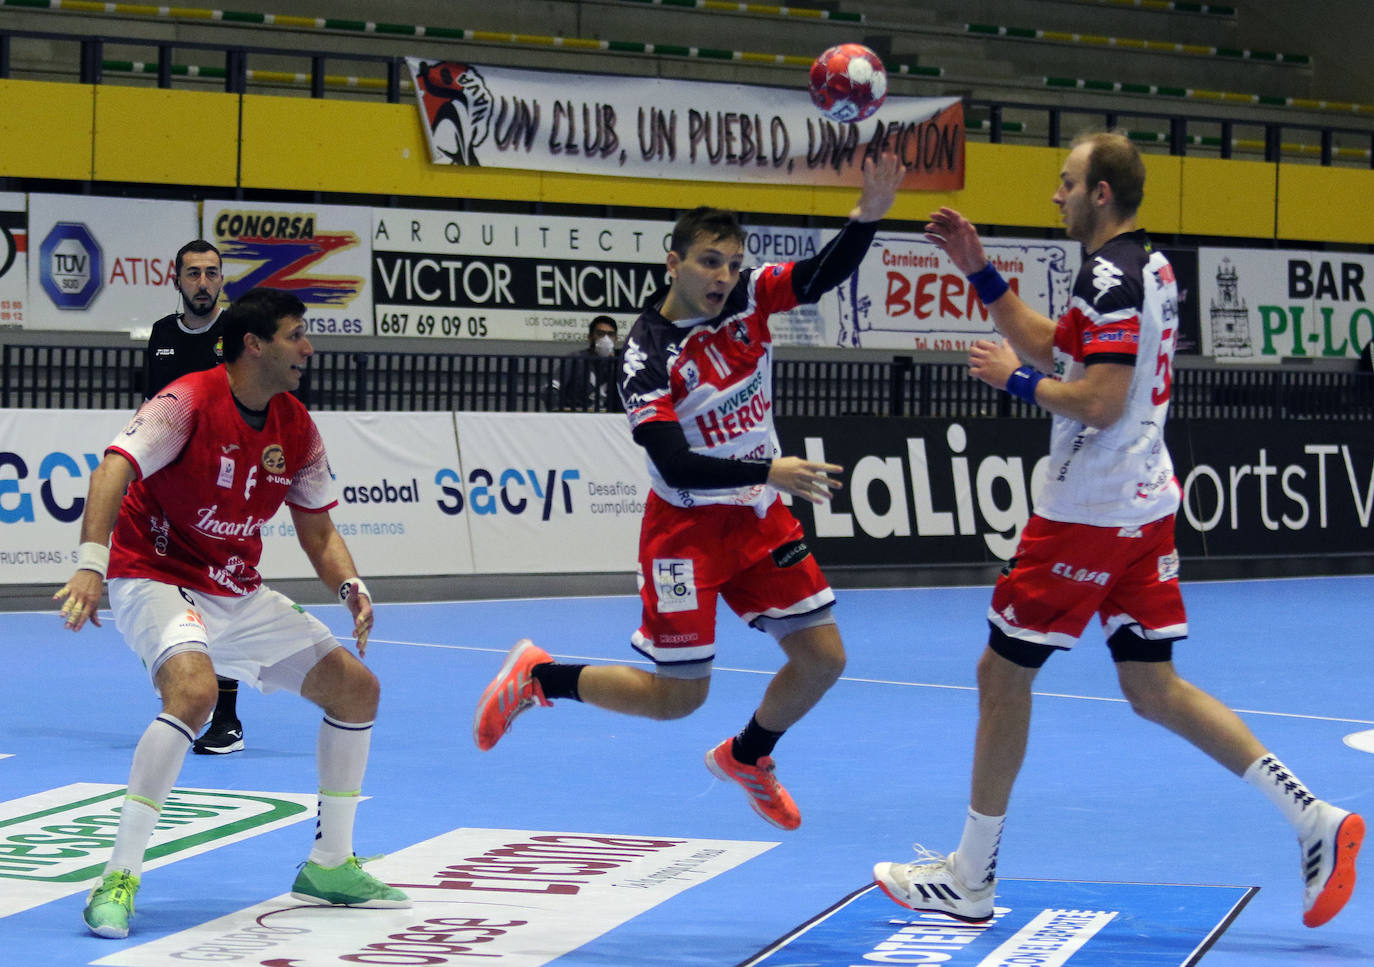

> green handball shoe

[
  {"left": 291, "top": 855, "right": 411, "bottom": 908},
  {"left": 83, "top": 870, "right": 140, "bottom": 939}
]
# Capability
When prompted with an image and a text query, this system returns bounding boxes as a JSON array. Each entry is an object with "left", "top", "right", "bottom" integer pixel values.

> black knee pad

[
  {"left": 1107, "top": 626, "right": 1175, "bottom": 663},
  {"left": 987, "top": 625, "right": 1057, "bottom": 669}
]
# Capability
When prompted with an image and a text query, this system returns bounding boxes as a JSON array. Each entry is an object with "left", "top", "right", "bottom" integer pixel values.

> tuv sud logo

[{"left": 39, "top": 222, "right": 102, "bottom": 309}]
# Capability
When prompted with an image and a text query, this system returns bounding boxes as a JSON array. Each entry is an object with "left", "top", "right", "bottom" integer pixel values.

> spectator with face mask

[{"left": 547, "top": 315, "right": 623, "bottom": 412}]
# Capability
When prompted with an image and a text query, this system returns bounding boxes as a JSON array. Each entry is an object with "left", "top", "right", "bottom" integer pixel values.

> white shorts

[{"left": 108, "top": 578, "right": 340, "bottom": 696}]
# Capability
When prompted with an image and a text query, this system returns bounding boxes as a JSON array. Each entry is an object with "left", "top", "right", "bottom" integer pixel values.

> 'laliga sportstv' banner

[{"left": 407, "top": 60, "right": 964, "bottom": 190}]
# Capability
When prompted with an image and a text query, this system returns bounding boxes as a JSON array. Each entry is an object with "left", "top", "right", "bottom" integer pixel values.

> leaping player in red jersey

[
  {"left": 56, "top": 287, "right": 410, "bottom": 939},
  {"left": 871, "top": 131, "right": 1362, "bottom": 929},
  {"left": 473, "top": 150, "right": 907, "bottom": 831}
]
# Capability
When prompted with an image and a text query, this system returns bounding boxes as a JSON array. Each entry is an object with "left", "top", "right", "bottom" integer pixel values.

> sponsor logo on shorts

[
  {"left": 1157, "top": 550, "right": 1180, "bottom": 582},
  {"left": 98, "top": 828, "right": 774, "bottom": 965},
  {"left": 0, "top": 783, "right": 314, "bottom": 918},
  {"left": 771, "top": 539, "right": 810, "bottom": 569},
  {"left": 1051, "top": 562, "right": 1111, "bottom": 586},
  {"left": 652, "top": 558, "right": 698, "bottom": 614}
]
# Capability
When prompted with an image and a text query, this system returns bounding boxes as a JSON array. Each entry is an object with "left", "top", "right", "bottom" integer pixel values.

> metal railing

[{"left": 4, "top": 344, "right": 1370, "bottom": 419}]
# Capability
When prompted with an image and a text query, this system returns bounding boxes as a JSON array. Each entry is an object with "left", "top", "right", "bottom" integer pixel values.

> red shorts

[
  {"left": 988, "top": 513, "right": 1187, "bottom": 651},
  {"left": 633, "top": 493, "right": 834, "bottom": 677}
]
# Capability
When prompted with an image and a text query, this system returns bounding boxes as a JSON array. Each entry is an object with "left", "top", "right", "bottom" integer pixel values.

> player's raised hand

[
  {"left": 925, "top": 207, "right": 989, "bottom": 276},
  {"left": 852, "top": 149, "right": 906, "bottom": 223}
]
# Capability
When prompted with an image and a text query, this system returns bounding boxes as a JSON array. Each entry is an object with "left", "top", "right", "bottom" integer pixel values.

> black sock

[
  {"left": 731, "top": 714, "right": 784, "bottom": 765},
  {"left": 212, "top": 676, "right": 239, "bottom": 725},
  {"left": 532, "top": 662, "right": 584, "bottom": 702}
]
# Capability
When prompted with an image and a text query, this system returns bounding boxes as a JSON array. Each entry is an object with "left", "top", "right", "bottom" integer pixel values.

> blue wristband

[
  {"left": 1005, "top": 366, "right": 1044, "bottom": 404},
  {"left": 967, "top": 263, "right": 1009, "bottom": 305}
]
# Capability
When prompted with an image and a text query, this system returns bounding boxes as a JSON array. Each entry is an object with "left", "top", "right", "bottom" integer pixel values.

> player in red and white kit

[
  {"left": 473, "top": 150, "right": 907, "bottom": 830},
  {"left": 55, "top": 288, "right": 409, "bottom": 939},
  {"left": 873, "top": 131, "right": 1362, "bottom": 928}
]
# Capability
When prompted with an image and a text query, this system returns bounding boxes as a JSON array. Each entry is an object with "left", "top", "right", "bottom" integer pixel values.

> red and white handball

[{"left": 808, "top": 43, "right": 887, "bottom": 123}]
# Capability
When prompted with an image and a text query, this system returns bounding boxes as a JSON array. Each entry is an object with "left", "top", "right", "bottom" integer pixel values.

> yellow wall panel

[
  {"left": 1179, "top": 156, "right": 1276, "bottom": 238},
  {"left": 1276, "top": 163, "right": 1374, "bottom": 245},
  {"left": 1139, "top": 154, "right": 1182, "bottom": 234},
  {"left": 947, "top": 142, "right": 1067, "bottom": 229},
  {"left": 241, "top": 96, "right": 546, "bottom": 200},
  {"left": 0, "top": 79, "right": 94, "bottom": 181},
  {"left": 92, "top": 86, "right": 239, "bottom": 187},
  {"left": 10, "top": 82, "right": 1374, "bottom": 247}
]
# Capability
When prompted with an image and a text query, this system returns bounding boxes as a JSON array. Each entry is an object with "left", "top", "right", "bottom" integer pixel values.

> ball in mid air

[{"left": 808, "top": 43, "right": 888, "bottom": 123}]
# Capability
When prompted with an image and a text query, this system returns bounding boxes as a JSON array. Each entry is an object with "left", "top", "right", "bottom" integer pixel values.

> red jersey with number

[
  {"left": 1038, "top": 229, "right": 1180, "bottom": 527},
  {"left": 106, "top": 366, "right": 336, "bottom": 596},
  {"left": 619, "top": 262, "right": 796, "bottom": 514}
]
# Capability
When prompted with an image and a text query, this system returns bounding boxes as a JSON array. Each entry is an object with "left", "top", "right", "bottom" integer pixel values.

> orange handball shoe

[
  {"left": 1301, "top": 804, "right": 1364, "bottom": 927},
  {"left": 705, "top": 737, "right": 801, "bottom": 830},
  {"left": 472, "top": 639, "right": 552, "bottom": 751}
]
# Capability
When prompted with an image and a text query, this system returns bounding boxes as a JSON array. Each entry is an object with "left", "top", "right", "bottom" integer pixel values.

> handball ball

[{"left": 808, "top": 43, "right": 887, "bottom": 123}]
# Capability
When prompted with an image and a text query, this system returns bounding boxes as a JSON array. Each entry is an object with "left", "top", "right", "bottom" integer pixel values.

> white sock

[
  {"left": 106, "top": 714, "right": 194, "bottom": 876},
  {"left": 1244, "top": 753, "right": 1322, "bottom": 836},
  {"left": 953, "top": 808, "right": 1005, "bottom": 888},
  {"left": 307, "top": 715, "right": 372, "bottom": 868}
]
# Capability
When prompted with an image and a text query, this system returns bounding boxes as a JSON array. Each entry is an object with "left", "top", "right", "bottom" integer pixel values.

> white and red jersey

[
  {"left": 620, "top": 262, "right": 798, "bottom": 514},
  {"left": 106, "top": 366, "right": 336, "bottom": 596},
  {"left": 1037, "top": 229, "right": 1181, "bottom": 527}
]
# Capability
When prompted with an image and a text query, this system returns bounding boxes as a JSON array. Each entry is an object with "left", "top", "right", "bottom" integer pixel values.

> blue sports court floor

[{"left": 1, "top": 575, "right": 1370, "bottom": 965}]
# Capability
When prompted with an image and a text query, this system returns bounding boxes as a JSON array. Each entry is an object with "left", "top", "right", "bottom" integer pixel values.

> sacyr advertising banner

[
  {"left": 1198, "top": 247, "right": 1374, "bottom": 364},
  {"left": 452, "top": 412, "right": 648, "bottom": 574},
  {"left": 0, "top": 408, "right": 136, "bottom": 585},
  {"left": 407, "top": 60, "right": 964, "bottom": 190},
  {"left": 258, "top": 411, "right": 476, "bottom": 580},
  {"left": 205, "top": 199, "right": 372, "bottom": 338},
  {"left": 25, "top": 194, "right": 197, "bottom": 332}
]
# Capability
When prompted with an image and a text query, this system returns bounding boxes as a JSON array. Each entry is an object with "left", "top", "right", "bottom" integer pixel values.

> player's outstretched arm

[
  {"left": 54, "top": 452, "right": 136, "bottom": 631},
  {"left": 291, "top": 506, "right": 374, "bottom": 656},
  {"left": 768, "top": 456, "right": 844, "bottom": 505},
  {"left": 927, "top": 207, "right": 1057, "bottom": 370},
  {"left": 850, "top": 149, "right": 906, "bottom": 223}
]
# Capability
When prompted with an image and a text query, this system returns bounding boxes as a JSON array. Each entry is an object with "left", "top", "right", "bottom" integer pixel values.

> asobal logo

[{"left": 0, "top": 783, "right": 315, "bottom": 917}]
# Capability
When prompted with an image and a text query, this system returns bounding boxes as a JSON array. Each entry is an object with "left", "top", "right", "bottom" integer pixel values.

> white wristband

[
  {"left": 339, "top": 577, "right": 371, "bottom": 603},
  {"left": 76, "top": 542, "right": 109, "bottom": 578}
]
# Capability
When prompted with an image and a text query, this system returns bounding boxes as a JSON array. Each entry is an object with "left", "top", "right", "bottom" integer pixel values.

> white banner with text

[{"left": 407, "top": 60, "right": 964, "bottom": 190}]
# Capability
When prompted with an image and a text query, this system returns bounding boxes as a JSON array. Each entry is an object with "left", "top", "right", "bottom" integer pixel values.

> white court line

[{"left": 371, "top": 637, "right": 1374, "bottom": 728}]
